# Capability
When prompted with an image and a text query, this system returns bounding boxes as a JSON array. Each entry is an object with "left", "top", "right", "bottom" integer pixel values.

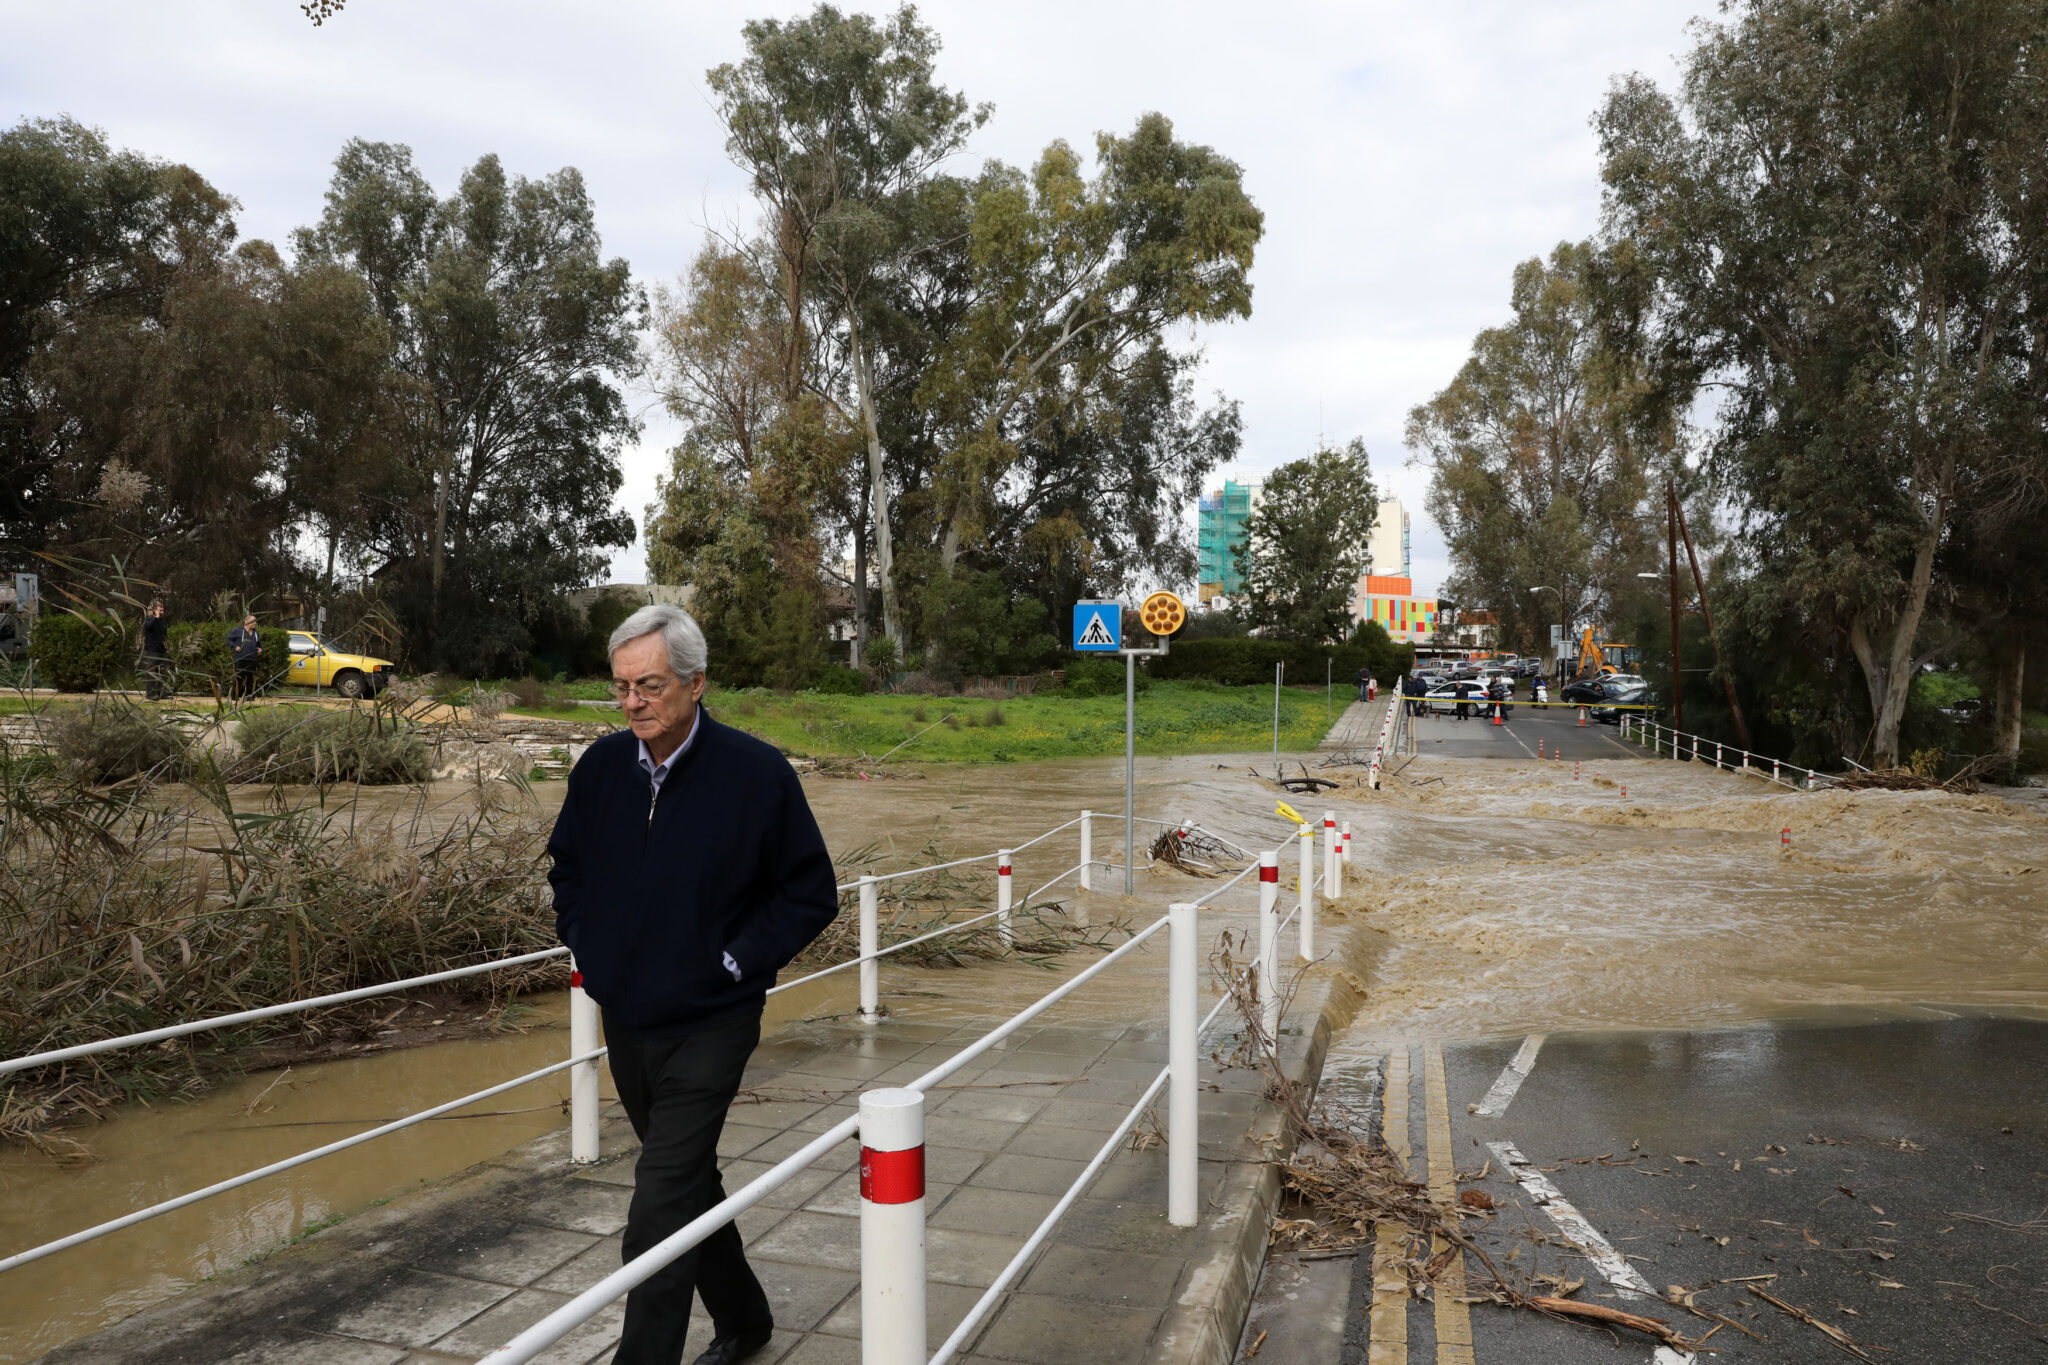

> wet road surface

[
  {"left": 1341, "top": 1016, "right": 2048, "bottom": 1363},
  {"left": 1400, "top": 701, "right": 1646, "bottom": 764}
]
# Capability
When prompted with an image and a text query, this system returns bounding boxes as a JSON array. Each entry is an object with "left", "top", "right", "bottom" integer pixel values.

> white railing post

[
  {"left": 1296, "top": 824, "right": 1316, "bottom": 962},
  {"left": 1168, "top": 900, "right": 1199, "bottom": 1227},
  {"left": 1327, "top": 810, "right": 1343, "bottom": 908},
  {"left": 859, "top": 1087, "right": 927, "bottom": 1365},
  {"left": 1257, "top": 851, "right": 1280, "bottom": 1046},
  {"left": 859, "top": 876, "right": 881, "bottom": 1023},
  {"left": 1772, "top": 758, "right": 1782, "bottom": 785},
  {"left": 996, "top": 851, "right": 1014, "bottom": 948},
  {"left": 569, "top": 957, "right": 600, "bottom": 1164},
  {"left": 1078, "top": 810, "right": 1093, "bottom": 892}
]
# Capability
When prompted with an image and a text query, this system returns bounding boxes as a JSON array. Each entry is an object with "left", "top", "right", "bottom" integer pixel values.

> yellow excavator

[{"left": 1572, "top": 627, "right": 1624, "bottom": 680}]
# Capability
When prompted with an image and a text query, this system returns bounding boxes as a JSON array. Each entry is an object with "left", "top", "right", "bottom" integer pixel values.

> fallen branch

[
  {"left": 1748, "top": 1285, "right": 1882, "bottom": 1360},
  {"left": 1527, "top": 1296, "right": 1681, "bottom": 1344}
]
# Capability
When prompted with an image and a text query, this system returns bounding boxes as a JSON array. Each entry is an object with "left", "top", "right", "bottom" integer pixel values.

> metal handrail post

[
  {"left": 996, "top": 852, "right": 1014, "bottom": 948},
  {"left": 569, "top": 958, "right": 600, "bottom": 1163},
  {"left": 1323, "top": 811, "right": 1338, "bottom": 903},
  {"left": 859, "top": 1088, "right": 927, "bottom": 1364},
  {"left": 1168, "top": 901, "right": 1199, "bottom": 1227},
  {"left": 1078, "top": 810, "right": 1092, "bottom": 892},
  {"left": 1257, "top": 851, "right": 1280, "bottom": 1045},
  {"left": 1296, "top": 825, "right": 1316, "bottom": 961},
  {"left": 858, "top": 876, "right": 881, "bottom": 1022}
]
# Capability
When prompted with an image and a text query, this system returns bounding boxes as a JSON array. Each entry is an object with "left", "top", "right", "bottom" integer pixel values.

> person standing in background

[
  {"left": 140, "top": 601, "right": 171, "bottom": 700},
  {"left": 226, "top": 614, "right": 261, "bottom": 700}
]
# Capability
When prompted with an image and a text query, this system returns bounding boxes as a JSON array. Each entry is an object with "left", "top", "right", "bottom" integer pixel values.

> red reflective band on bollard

[
  {"left": 569, "top": 971, "right": 583, "bottom": 988},
  {"left": 859, "top": 1144, "right": 925, "bottom": 1205},
  {"left": 998, "top": 864, "right": 1011, "bottom": 876},
  {"left": 1258, "top": 864, "right": 1280, "bottom": 883}
]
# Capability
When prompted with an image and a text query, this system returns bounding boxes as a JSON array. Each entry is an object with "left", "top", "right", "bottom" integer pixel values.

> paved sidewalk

[
  {"left": 1318, "top": 699, "right": 1388, "bottom": 752},
  {"left": 41, "top": 901, "right": 1354, "bottom": 1365}
]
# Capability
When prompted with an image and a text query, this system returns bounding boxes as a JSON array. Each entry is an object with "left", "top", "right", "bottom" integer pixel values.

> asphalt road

[
  {"left": 1402, "top": 699, "right": 1649, "bottom": 763},
  {"left": 1342, "top": 1017, "right": 2048, "bottom": 1363}
]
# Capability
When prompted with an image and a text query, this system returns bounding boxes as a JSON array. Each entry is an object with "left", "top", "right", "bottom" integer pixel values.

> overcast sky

[{"left": 2, "top": 0, "right": 1717, "bottom": 599}]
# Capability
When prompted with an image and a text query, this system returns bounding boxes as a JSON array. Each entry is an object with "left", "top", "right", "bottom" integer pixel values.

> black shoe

[{"left": 692, "top": 1325, "right": 774, "bottom": 1365}]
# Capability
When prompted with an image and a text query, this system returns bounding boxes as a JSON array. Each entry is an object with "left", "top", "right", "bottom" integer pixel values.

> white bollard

[
  {"left": 1257, "top": 852, "right": 1280, "bottom": 1046},
  {"left": 1322, "top": 811, "right": 1337, "bottom": 905},
  {"left": 569, "top": 957, "right": 600, "bottom": 1164},
  {"left": 1297, "top": 824, "right": 1316, "bottom": 962},
  {"left": 859, "top": 876, "right": 881, "bottom": 1022},
  {"left": 996, "top": 851, "right": 1014, "bottom": 948},
  {"left": 1341, "top": 820, "right": 1353, "bottom": 869},
  {"left": 1168, "top": 901, "right": 1199, "bottom": 1227},
  {"left": 1078, "top": 810, "right": 1093, "bottom": 892},
  {"left": 859, "top": 1088, "right": 927, "bottom": 1365},
  {"left": 1716, "top": 742, "right": 1724, "bottom": 769},
  {"left": 1772, "top": 759, "right": 1782, "bottom": 784}
]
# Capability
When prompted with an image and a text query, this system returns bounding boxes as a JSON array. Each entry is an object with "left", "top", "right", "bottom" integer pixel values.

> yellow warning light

[{"left": 1139, "top": 590, "right": 1186, "bottom": 637}]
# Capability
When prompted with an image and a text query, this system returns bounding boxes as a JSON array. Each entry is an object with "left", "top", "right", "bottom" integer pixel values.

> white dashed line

[
  {"left": 1487, "top": 1139, "right": 1696, "bottom": 1365},
  {"left": 1470, "top": 1034, "right": 1544, "bottom": 1118}
]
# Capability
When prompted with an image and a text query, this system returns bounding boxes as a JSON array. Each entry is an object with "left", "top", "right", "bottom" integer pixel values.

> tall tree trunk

[
  {"left": 1848, "top": 503, "right": 1944, "bottom": 769},
  {"left": 430, "top": 460, "right": 449, "bottom": 622},
  {"left": 1993, "top": 622, "right": 2025, "bottom": 771},
  {"left": 847, "top": 314, "right": 899, "bottom": 648},
  {"left": 852, "top": 493, "right": 868, "bottom": 671}
]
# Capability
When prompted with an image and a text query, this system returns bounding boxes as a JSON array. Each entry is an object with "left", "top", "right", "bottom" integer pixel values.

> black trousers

[
  {"left": 604, "top": 1004, "right": 773, "bottom": 1364},
  {"left": 232, "top": 659, "right": 258, "bottom": 699}
]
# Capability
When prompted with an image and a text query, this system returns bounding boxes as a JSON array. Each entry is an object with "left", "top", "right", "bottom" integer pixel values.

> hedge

[
  {"left": 1146, "top": 637, "right": 1415, "bottom": 687},
  {"left": 167, "top": 622, "right": 291, "bottom": 694},
  {"left": 27, "top": 612, "right": 130, "bottom": 692}
]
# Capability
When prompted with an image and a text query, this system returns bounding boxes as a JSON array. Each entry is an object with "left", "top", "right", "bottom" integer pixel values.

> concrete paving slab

[
  {"left": 424, "top": 1288, "right": 621, "bottom": 1363},
  {"left": 220, "top": 1337, "right": 409, "bottom": 1365},
  {"left": 976, "top": 1293, "right": 1162, "bottom": 1364},
  {"left": 409, "top": 1224, "right": 598, "bottom": 1286},
  {"left": 306, "top": 1268, "right": 515, "bottom": 1349}
]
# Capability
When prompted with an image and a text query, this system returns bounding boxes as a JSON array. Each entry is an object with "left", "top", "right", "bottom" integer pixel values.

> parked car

[
  {"left": 1422, "top": 679, "right": 1514, "bottom": 717},
  {"left": 283, "top": 631, "right": 395, "bottom": 698},
  {"left": 1588, "top": 674, "right": 1652, "bottom": 723},
  {"left": 1559, "top": 672, "right": 1621, "bottom": 704}
]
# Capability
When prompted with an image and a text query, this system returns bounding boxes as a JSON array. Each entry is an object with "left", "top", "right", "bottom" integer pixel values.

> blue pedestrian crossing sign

[{"left": 1072, "top": 601, "right": 1121, "bottom": 652}]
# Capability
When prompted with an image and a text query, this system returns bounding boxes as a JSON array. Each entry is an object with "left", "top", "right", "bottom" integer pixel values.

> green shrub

[
  {"left": 814, "top": 664, "right": 865, "bottom": 696},
  {"left": 234, "top": 707, "right": 431, "bottom": 784},
  {"left": 51, "top": 699, "right": 190, "bottom": 781},
  {"left": 507, "top": 678, "right": 547, "bottom": 709},
  {"left": 167, "top": 622, "right": 291, "bottom": 694},
  {"left": 28, "top": 612, "right": 129, "bottom": 692},
  {"left": 1063, "top": 656, "right": 1148, "bottom": 698}
]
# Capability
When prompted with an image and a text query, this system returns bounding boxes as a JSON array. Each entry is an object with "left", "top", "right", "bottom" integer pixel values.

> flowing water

[{"left": 8, "top": 747, "right": 2048, "bottom": 1360}]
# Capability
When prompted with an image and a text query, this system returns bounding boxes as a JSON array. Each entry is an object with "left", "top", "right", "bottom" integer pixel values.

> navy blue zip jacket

[{"left": 546, "top": 709, "right": 839, "bottom": 1037}]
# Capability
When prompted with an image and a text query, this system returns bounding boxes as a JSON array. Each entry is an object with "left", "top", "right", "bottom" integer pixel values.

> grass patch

[{"left": 511, "top": 681, "right": 1340, "bottom": 763}]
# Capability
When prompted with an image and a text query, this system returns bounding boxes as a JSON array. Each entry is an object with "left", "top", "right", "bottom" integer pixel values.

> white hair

[{"left": 609, "top": 603, "right": 708, "bottom": 679}]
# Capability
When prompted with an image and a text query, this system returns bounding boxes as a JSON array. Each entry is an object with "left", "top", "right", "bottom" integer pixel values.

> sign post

[{"left": 1073, "top": 594, "right": 1184, "bottom": 895}]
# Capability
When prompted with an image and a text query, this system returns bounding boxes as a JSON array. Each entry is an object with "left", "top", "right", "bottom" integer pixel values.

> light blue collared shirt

[{"left": 637, "top": 710, "right": 741, "bottom": 982}]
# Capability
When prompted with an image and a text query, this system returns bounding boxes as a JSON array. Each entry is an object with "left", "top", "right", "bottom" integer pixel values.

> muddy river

[{"left": 6, "top": 748, "right": 2047, "bottom": 1361}]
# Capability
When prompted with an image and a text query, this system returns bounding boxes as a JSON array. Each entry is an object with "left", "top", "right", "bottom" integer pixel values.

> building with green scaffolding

[{"left": 1196, "top": 480, "right": 1259, "bottom": 601}]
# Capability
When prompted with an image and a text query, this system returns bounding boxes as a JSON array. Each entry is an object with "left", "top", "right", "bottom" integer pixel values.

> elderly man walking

[{"left": 548, "top": 604, "right": 838, "bottom": 1365}]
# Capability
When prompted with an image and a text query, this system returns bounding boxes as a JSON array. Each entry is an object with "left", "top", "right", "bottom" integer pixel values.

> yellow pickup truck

[{"left": 284, "top": 631, "right": 395, "bottom": 698}]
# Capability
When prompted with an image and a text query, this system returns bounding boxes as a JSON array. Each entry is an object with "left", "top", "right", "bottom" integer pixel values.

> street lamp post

[{"left": 1528, "top": 585, "right": 1566, "bottom": 679}]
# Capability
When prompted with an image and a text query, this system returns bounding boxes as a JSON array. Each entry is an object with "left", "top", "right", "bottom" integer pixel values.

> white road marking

[
  {"left": 1487, "top": 1139, "right": 1696, "bottom": 1365},
  {"left": 1471, "top": 1034, "right": 1544, "bottom": 1117}
]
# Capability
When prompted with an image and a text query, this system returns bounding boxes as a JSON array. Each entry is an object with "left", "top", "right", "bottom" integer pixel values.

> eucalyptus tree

[
  {"left": 706, "top": 3, "right": 986, "bottom": 650},
  {"left": 1598, "top": 0, "right": 2048, "bottom": 766},
  {"left": 1236, "top": 441, "right": 1378, "bottom": 644},
  {"left": 1407, "top": 240, "right": 1671, "bottom": 657},
  {"left": 298, "top": 140, "right": 641, "bottom": 669}
]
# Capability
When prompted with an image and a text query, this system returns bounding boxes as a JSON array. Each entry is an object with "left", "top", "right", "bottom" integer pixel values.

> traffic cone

[
  {"left": 1576, "top": 706, "right": 1588, "bottom": 727},
  {"left": 1491, "top": 701, "right": 1503, "bottom": 726}
]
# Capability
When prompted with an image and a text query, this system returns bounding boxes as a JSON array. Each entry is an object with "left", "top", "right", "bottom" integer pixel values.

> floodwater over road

[{"left": 8, "top": 741, "right": 2048, "bottom": 1360}]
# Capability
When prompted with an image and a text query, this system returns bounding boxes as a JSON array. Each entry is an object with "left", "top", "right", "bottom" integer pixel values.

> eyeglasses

[{"left": 610, "top": 676, "right": 675, "bottom": 701}]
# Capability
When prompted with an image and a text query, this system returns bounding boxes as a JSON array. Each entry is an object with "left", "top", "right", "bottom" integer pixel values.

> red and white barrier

[
  {"left": 1296, "top": 824, "right": 1316, "bottom": 961},
  {"left": 1257, "top": 852, "right": 1280, "bottom": 1044},
  {"left": 860, "top": 1087, "right": 927, "bottom": 1364},
  {"left": 569, "top": 959, "right": 600, "bottom": 1164},
  {"left": 996, "top": 851, "right": 1013, "bottom": 948},
  {"left": 1322, "top": 811, "right": 1338, "bottom": 905}
]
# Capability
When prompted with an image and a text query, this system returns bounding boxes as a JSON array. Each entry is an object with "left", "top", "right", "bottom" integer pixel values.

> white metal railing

[
  {"left": 491, "top": 830, "right": 1331, "bottom": 1365},
  {"left": 0, "top": 808, "right": 1251, "bottom": 1280},
  {"left": 1618, "top": 714, "right": 1828, "bottom": 789}
]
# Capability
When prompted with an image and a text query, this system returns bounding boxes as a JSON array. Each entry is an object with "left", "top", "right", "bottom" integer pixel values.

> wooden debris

[
  {"left": 1528, "top": 1296, "right": 1682, "bottom": 1343},
  {"left": 1748, "top": 1284, "right": 1882, "bottom": 1360}
]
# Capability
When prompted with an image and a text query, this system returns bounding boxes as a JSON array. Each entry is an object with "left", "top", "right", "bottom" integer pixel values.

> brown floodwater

[{"left": 9, "top": 747, "right": 2048, "bottom": 1360}]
